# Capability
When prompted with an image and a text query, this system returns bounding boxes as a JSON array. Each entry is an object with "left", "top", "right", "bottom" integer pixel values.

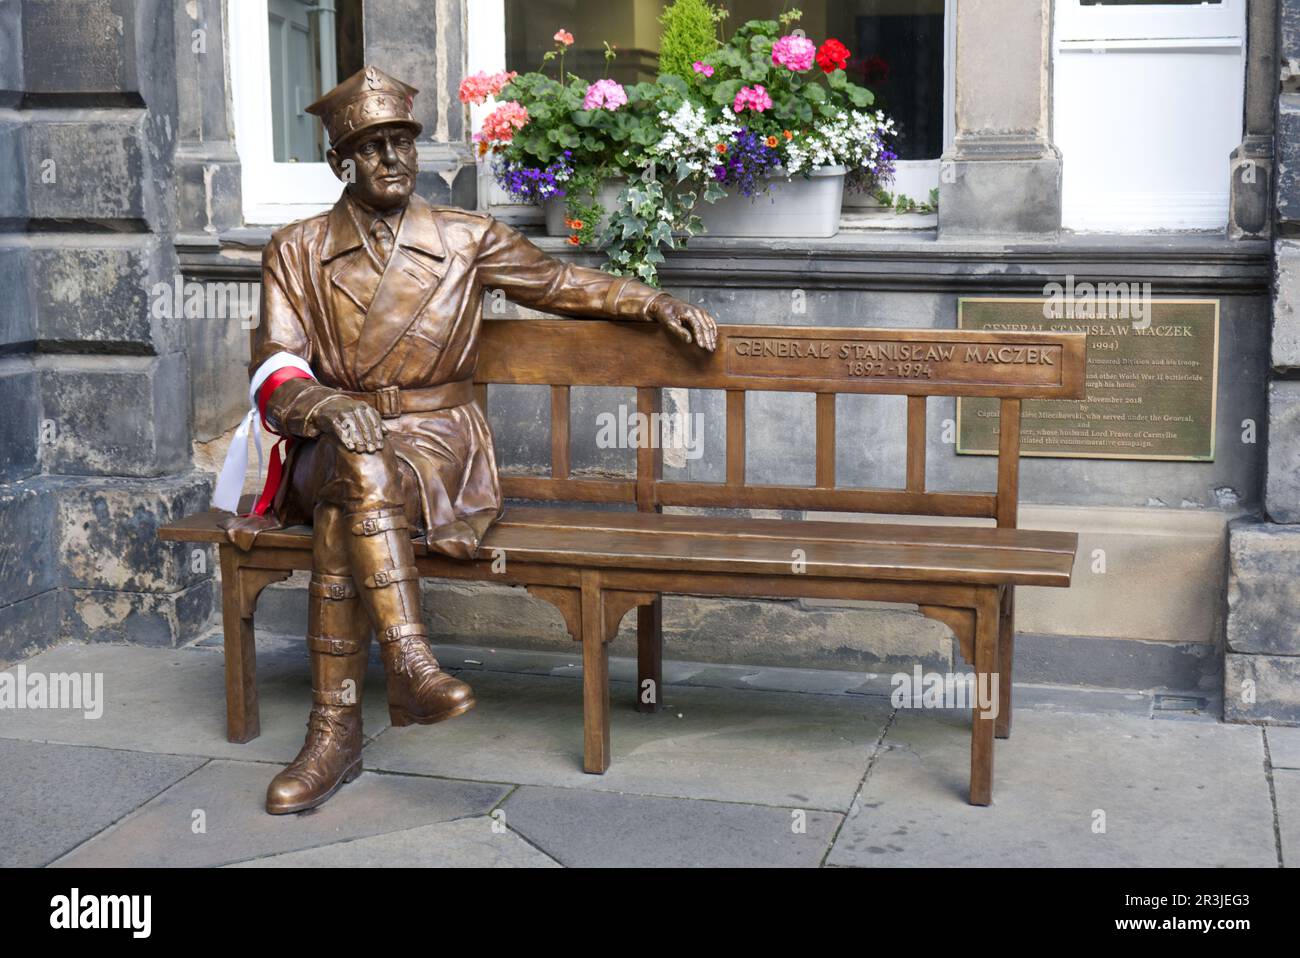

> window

[
  {"left": 468, "top": 0, "right": 954, "bottom": 213},
  {"left": 230, "top": 0, "right": 365, "bottom": 224},
  {"left": 1053, "top": 0, "right": 1245, "bottom": 231}
]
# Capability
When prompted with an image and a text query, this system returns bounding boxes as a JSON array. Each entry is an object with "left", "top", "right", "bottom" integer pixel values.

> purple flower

[
  {"left": 712, "top": 128, "right": 783, "bottom": 198},
  {"left": 493, "top": 153, "right": 573, "bottom": 203}
]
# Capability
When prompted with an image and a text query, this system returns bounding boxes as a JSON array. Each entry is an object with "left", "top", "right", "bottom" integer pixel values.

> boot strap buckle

[
  {"left": 365, "top": 566, "right": 418, "bottom": 589},
  {"left": 308, "top": 634, "right": 363, "bottom": 656}
]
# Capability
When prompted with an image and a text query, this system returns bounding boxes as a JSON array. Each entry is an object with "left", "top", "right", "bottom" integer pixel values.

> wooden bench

[{"left": 160, "top": 318, "right": 1086, "bottom": 805}]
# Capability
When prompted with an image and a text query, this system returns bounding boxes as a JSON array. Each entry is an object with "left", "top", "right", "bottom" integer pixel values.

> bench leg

[
  {"left": 636, "top": 596, "right": 663, "bottom": 713},
  {"left": 580, "top": 573, "right": 611, "bottom": 774},
  {"left": 219, "top": 546, "right": 260, "bottom": 744},
  {"left": 996, "top": 587, "right": 1014, "bottom": 740},
  {"left": 969, "top": 588, "right": 1000, "bottom": 806}
]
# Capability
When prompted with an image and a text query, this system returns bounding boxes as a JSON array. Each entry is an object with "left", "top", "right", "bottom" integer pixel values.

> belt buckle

[{"left": 374, "top": 385, "right": 401, "bottom": 419}]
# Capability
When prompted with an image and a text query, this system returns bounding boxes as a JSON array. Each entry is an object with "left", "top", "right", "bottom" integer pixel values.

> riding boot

[
  {"left": 345, "top": 505, "right": 475, "bottom": 725},
  {"left": 266, "top": 571, "right": 371, "bottom": 814}
]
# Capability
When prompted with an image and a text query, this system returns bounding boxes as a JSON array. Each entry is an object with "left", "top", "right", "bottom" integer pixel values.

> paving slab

[
  {"left": 226, "top": 816, "right": 559, "bottom": 868},
  {"left": 53, "top": 759, "right": 510, "bottom": 868},
  {"left": 1267, "top": 726, "right": 1300, "bottom": 769},
  {"left": 1275, "top": 769, "right": 1300, "bottom": 869},
  {"left": 501, "top": 784, "right": 841, "bottom": 867},
  {"left": 366, "top": 671, "right": 888, "bottom": 811},
  {"left": 828, "top": 709, "right": 1277, "bottom": 867},
  {"left": 0, "top": 738, "right": 205, "bottom": 867},
  {"left": 0, "top": 643, "right": 394, "bottom": 764}
]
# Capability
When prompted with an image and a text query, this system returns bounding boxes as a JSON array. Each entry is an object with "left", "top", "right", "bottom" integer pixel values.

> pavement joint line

[
  {"left": 488, "top": 793, "right": 567, "bottom": 866},
  {"left": 365, "top": 764, "right": 852, "bottom": 814},
  {"left": 1261, "top": 727, "right": 1286, "bottom": 869},
  {"left": 819, "top": 705, "right": 899, "bottom": 866},
  {"left": 47, "top": 756, "right": 214, "bottom": 868},
  {"left": 198, "top": 809, "right": 513, "bottom": 869}
]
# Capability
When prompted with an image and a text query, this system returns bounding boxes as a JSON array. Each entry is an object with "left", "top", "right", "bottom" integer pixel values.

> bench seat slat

[
  {"left": 160, "top": 508, "right": 1076, "bottom": 587},
  {"left": 490, "top": 507, "right": 1077, "bottom": 555},
  {"left": 481, "top": 523, "right": 1074, "bottom": 587}
]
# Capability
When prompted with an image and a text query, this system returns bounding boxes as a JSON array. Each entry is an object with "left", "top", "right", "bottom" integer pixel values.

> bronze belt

[{"left": 341, "top": 378, "right": 475, "bottom": 419}]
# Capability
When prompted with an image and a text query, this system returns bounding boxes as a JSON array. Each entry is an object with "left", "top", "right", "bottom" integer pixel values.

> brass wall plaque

[{"left": 956, "top": 298, "right": 1220, "bottom": 461}]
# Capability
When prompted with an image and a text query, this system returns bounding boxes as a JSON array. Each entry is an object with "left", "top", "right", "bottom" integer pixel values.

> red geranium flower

[{"left": 816, "top": 38, "right": 850, "bottom": 74}]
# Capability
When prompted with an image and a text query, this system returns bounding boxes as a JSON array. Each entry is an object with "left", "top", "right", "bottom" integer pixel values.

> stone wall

[
  {"left": 0, "top": 0, "right": 212, "bottom": 664},
  {"left": 1224, "top": 0, "right": 1300, "bottom": 724}
]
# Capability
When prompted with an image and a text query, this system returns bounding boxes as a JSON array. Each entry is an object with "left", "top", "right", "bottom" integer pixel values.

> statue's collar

[{"left": 321, "top": 191, "right": 445, "bottom": 263}]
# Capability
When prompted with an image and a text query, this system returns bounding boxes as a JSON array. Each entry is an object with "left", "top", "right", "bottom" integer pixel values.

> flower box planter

[
  {"left": 543, "top": 179, "right": 626, "bottom": 238},
  {"left": 696, "top": 165, "right": 846, "bottom": 238}
]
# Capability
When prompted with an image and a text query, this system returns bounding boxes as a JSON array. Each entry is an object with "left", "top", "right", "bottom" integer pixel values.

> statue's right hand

[{"left": 312, "top": 397, "right": 385, "bottom": 453}]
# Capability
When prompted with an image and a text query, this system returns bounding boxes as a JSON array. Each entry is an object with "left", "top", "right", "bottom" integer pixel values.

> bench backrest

[{"left": 475, "top": 319, "right": 1087, "bottom": 529}]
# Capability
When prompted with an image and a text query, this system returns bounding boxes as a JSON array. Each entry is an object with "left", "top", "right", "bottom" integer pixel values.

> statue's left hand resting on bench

[{"left": 212, "top": 65, "right": 716, "bottom": 815}]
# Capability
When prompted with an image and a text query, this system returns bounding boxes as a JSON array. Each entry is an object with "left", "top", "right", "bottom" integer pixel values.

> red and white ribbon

[{"left": 212, "top": 352, "right": 316, "bottom": 514}]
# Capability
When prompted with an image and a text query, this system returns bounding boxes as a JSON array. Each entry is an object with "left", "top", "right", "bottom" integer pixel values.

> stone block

[
  {"left": 1227, "top": 521, "right": 1300, "bottom": 656},
  {"left": 21, "top": 0, "right": 141, "bottom": 98},
  {"left": 0, "top": 477, "right": 58, "bottom": 607},
  {"left": 62, "top": 578, "right": 214, "bottom": 647},
  {"left": 0, "top": 588, "right": 62, "bottom": 664},
  {"left": 0, "top": 1, "right": 21, "bottom": 105},
  {"left": 364, "top": 0, "right": 440, "bottom": 142},
  {"left": 0, "top": 246, "right": 34, "bottom": 349},
  {"left": 173, "top": 156, "right": 242, "bottom": 234},
  {"left": 1277, "top": 97, "right": 1300, "bottom": 227},
  {"left": 0, "top": 365, "right": 40, "bottom": 482},
  {"left": 31, "top": 243, "right": 157, "bottom": 349},
  {"left": 939, "top": 152, "right": 1062, "bottom": 236},
  {"left": 186, "top": 287, "right": 251, "bottom": 442},
  {"left": 1224, "top": 652, "right": 1300, "bottom": 725},
  {"left": 25, "top": 117, "right": 145, "bottom": 223},
  {"left": 0, "top": 115, "right": 27, "bottom": 224},
  {"left": 40, "top": 353, "right": 189, "bottom": 477},
  {"left": 1274, "top": 239, "right": 1300, "bottom": 369},
  {"left": 55, "top": 472, "right": 213, "bottom": 593},
  {"left": 1266, "top": 381, "right": 1300, "bottom": 523}
]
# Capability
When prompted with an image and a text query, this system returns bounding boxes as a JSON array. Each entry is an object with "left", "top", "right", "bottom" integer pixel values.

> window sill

[{"left": 177, "top": 224, "right": 1268, "bottom": 295}]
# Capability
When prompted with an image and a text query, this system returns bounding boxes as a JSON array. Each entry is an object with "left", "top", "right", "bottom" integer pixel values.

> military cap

[{"left": 306, "top": 65, "right": 422, "bottom": 148}]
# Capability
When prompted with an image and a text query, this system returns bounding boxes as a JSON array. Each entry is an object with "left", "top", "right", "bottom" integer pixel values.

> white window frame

[
  {"left": 1053, "top": 0, "right": 1246, "bottom": 232},
  {"left": 465, "top": 0, "right": 955, "bottom": 214},
  {"left": 1057, "top": 0, "right": 1243, "bottom": 42},
  {"left": 228, "top": 0, "right": 346, "bottom": 224}
]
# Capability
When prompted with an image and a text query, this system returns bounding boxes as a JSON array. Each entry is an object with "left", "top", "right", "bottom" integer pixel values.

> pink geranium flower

[
  {"left": 771, "top": 34, "right": 816, "bottom": 72},
  {"left": 692, "top": 61, "right": 714, "bottom": 78},
  {"left": 458, "top": 70, "right": 517, "bottom": 105},
  {"left": 553, "top": 29, "right": 574, "bottom": 46},
  {"left": 475, "top": 101, "right": 530, "bottom": 144},
  {"left": 582, "top": 78, "right": 627, "bottom": 110},
  {"left": 733, "top": 84, "right": 773, "bottom": 113}
]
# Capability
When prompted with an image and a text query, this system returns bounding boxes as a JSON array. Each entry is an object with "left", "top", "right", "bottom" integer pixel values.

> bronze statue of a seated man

[{"left": 215, "top": 66, "right": 716, "bottom": 814}]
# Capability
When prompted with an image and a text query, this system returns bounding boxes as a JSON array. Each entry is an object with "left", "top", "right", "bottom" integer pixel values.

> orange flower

[
  {"left": 567, "top": 234, "right": 581, "bottom": 245},
  {"left": 765, "top": 135, "right": 779, "bottom": 148},
  {"left": 569, "top": 219, "right": 584, "bottom": 230},
  {"left": 783, "top": 130, "right": 794, "bottom": 140},
  {"left": 715, "top": 143, "right": 728, "bottom": 154}
]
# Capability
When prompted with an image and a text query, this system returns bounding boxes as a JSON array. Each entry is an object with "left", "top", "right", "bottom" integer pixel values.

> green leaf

[
  {"left": 657, "top": 73, "right": 688, "bottom": 96},
  {"left": 846, "top": 83, "right": 875, "bottom": 107},
  {"left": 711, "top": 78, "right": 744, "bottom": 107},
  {"left": 802, "top": 84, "right": 827, "bottom": 103}
]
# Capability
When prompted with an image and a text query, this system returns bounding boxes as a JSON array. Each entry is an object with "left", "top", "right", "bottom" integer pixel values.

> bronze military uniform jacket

[{"left": 245, "top": 192, "right": 665, "bottom": 558}]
